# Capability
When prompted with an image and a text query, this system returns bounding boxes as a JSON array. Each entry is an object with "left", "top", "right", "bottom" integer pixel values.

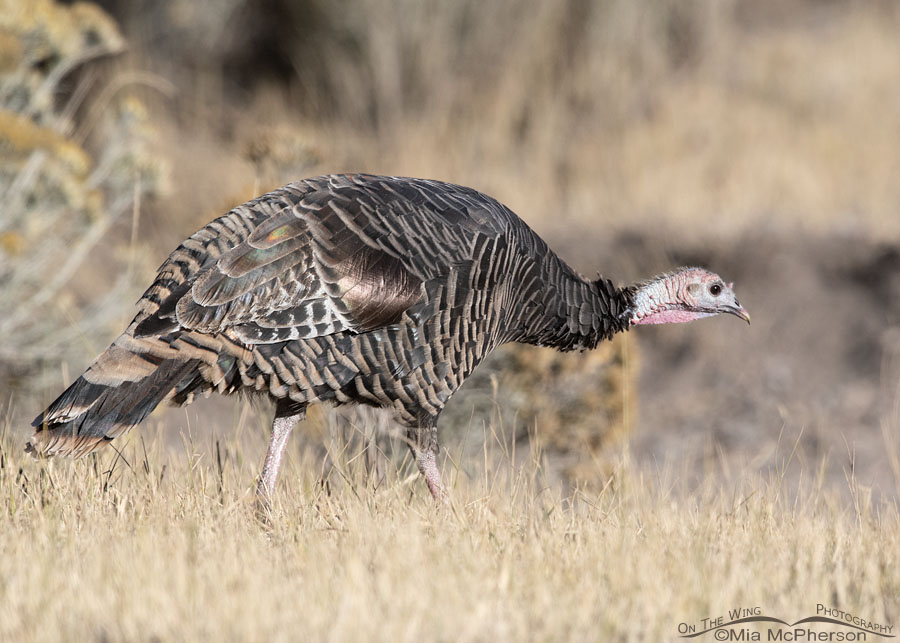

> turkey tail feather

[{"left": 28, "top": 350, "right": 201, "bottom": 458}]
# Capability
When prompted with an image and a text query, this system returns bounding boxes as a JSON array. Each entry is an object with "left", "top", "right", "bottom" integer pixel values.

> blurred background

[{"left": 3, "top": 0, "right": 900, "bottom": 499}]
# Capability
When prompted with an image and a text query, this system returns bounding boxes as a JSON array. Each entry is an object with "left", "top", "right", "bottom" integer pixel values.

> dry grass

[
  {"left": 1, "top": 415, "right": 897, "bottom": 643},
  {"left": 3, "top": 1, "right": 900, "bottom": 640}
]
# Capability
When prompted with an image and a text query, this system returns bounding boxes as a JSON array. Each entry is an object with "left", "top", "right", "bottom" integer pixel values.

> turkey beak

[{"left": 724, "top": 304, "right": 751, "bottom": 325}]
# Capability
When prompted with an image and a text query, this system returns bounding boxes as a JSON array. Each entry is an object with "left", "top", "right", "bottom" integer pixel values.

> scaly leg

[
  {"left": 407, "top": 424, "right": 447, "bottom": 502},
  {"left": 256, "top": 401, "right": 305, "bottom": 513}
]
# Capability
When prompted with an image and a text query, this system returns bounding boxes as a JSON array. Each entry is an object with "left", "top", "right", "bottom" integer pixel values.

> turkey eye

[{"left": 709, "top": 283, "right": 722, "bottom": 296}]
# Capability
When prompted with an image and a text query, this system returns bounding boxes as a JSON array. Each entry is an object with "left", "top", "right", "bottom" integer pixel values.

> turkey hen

[{"left": 29, "top": 174, "right": 749, "bottom": 504}]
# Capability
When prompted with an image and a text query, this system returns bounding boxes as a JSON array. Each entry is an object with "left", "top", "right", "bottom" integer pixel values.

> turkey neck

[{"left": 510, "top": 260, "right": 635, "bottom": 352}]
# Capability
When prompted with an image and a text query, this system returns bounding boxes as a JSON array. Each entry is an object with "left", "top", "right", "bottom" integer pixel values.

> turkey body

[{"left": 29, "top": 174, "right": 637, "bottom": 501}]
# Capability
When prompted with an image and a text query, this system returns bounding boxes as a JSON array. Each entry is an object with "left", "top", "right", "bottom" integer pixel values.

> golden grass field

[
  {"left": 3, "top": 0, "right": 900, "bottom": 640},
  {"left": 2, "top": 415, "right": 897, "bottom": 642}
]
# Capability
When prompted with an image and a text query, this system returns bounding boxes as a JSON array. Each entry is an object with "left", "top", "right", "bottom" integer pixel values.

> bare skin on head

[{"left": 629, "top": 267, "right": 750, "bottom": 326}]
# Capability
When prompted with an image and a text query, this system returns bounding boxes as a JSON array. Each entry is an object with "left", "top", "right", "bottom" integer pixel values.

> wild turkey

[{"left": 29, "top": 174, "right": 749, "bottom": 503}]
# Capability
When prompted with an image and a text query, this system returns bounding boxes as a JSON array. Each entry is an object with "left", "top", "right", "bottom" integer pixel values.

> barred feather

[{"left": 29, "top": 174, "right": 635, "bottom": 456}]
